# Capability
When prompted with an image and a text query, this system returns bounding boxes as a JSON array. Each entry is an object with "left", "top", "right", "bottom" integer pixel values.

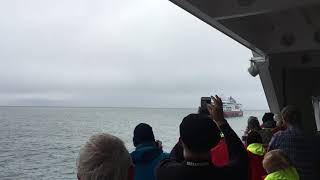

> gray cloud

[{"left": 0, "top": 0, "right": 268, "bottom": 109}]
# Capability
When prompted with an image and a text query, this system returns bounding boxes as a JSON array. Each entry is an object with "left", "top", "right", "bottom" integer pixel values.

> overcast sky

[{"left": 0, "top": 0, "right": 268, "bottom": 109}]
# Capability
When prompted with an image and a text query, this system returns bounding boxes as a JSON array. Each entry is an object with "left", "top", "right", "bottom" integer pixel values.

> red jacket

[
  {"left": 210, "top": 138, "right": 229, "bottom": 166},
  {"left": 247, "top": 143, "right": 267, "bottom": 180}
]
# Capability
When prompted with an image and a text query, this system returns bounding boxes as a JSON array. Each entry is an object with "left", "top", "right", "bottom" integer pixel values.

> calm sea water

[{"left": 0, "top": 107, "right": 267, "bottom": 179}]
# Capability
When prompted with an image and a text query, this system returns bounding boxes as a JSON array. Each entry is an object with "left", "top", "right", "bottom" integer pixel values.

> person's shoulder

[
  {"left": 155, "top": 151, "right": 170, "bottom": 162},
  {"left": 258, "top": 128, "right": 273, "bottom": 135},
  {"left": 156, "top": 158, "right": 183, "bottom": 180},
  {"left": 157, "top": 158, "right": 182, "bottom": 169},
  {"left": 272, "top": 128, "right": 290, "bottom": 137},
  {"left": 269, "top": 130, "right": 287, "bottom": 145},
  {"left": 161, "top": 152, "right": 170, "bottom": 158}
]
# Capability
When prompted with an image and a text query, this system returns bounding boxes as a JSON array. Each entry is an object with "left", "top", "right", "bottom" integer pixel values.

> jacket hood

[
  {"left": 264, "top": 167, "right": 299, "bottom": 180},
  {"left": 131, "top": 143, "right": 163, "bottom": 163},
  {"left": 247, "top": 143, "right": 265, "bottom": 156}
]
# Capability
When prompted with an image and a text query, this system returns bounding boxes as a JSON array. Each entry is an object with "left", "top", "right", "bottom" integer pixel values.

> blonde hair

[
  {"left": 77, "top": 133, "right": 132, "bottom": 180},
  {"left": 263, "top": 149, "right": 292, "bottom": 174}
]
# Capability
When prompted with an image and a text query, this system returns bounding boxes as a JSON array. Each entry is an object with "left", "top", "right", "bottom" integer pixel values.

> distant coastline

[{"left": 0, "top": 105, "right": 268, "bottom": 111}]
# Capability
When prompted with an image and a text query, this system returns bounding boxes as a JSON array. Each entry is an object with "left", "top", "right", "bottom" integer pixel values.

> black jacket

[{"left": 156, "top": 123, "right": 249, "bottom": 180}]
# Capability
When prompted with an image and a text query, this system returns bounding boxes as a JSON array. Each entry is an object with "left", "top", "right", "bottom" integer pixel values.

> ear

[
  {"left": 133, "top": 137, "right": 137, "bottom": 147},
  {"left": 179, "top": 138, "right": 185, "bottom": 148}
]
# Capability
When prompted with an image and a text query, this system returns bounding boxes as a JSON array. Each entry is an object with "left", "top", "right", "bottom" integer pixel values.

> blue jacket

[{"left": 131, "top": 143, "right": 169, "bottom": 180}]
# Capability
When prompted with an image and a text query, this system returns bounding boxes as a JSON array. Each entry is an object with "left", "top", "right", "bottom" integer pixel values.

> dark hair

[
  {"left": 262, "top": 113, "right": 276, "bottom": 128},
  {"left": 246, "top": 130, "right": 262, "bottom": 145},
  {"left": 180, "top": 114, "right": 220, "bottom": 152},
  {"left": 281, "top": 106, "right": 302, "bottom": 126},
  {"left": 133, "top": 123, "right": 155, "bottom": 147},
  {"left": 245, "top": 116, "right": 261, "bottom": 135},
  {"left": 262, "top": 113, "right": 274, "bottom": 123}
]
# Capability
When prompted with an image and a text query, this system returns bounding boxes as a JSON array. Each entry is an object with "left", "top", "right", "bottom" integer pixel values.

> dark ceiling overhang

[{"left": 169, "top": 0, "right": 320, "bottom": 56}]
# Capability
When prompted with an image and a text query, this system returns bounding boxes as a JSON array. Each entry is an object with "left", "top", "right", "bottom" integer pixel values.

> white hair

[{"left": 77, "top": 133, "right": 132, "bottom": 180}]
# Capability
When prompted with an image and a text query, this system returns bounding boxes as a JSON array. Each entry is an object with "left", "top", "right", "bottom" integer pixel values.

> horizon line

[{"left": 0, "top": 105, "right": 269, "bottom": 111}]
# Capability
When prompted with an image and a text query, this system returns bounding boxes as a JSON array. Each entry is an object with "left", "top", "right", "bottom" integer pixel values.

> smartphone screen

[{"left": 201, "top": 97, "right": 211, "bottom": 108}]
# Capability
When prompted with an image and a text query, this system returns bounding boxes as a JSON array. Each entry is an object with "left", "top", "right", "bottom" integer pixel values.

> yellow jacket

[{"left": 264, "top": 167, "right": 299, "bottom": 180}]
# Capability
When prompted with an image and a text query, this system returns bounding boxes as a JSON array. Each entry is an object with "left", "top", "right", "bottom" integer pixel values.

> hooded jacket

[
  {"left": 247, "top": 143, "right": 266, "bottom": 180},
  {"left": 131, "top": 143, "right": 169, "bottom": 180},
  {"left": 156, "top": 123, "right": 249, "bottom": 180},
  {"left": 211, "top": 137, "right": 229, "bottom": 166},
  {"left": 264, "top": 167, "right": 299, "bottom": 180}
]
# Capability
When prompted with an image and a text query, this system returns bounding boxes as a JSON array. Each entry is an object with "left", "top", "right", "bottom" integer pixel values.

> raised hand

[
  {"left": 207, "top": 95, "right": 227, "bottom": 127},
  {"left": 155, "top": 140, "right": 163, "bottom": 150}
]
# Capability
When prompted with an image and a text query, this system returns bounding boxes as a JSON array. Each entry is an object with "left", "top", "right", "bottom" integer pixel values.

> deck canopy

[
  {"left": 170, "top": 0, "right": 320, "bottom": 131},
  {"left": 169, "top": 0, "right": 320, "bottom": 56}
]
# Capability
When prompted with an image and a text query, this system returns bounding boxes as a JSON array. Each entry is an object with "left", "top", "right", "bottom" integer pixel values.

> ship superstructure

[{"left": 222, "top": 96, "right": 243, "bottom": 117}]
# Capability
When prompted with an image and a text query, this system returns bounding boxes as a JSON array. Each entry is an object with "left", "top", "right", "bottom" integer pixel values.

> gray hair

[
  {"left": 281, "top": 106, "right": 302, "bottom": 126},
  {"left": 77, "top": 133, "right": 132, "bottom": 180}
]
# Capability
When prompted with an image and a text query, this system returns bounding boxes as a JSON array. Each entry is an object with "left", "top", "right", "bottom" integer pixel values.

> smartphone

[
  {"left": 199, "top": 97, "right": 211, "bottom": 115},
  {"left": 200, "top": 97, "right": 211, "bottom": 108}
]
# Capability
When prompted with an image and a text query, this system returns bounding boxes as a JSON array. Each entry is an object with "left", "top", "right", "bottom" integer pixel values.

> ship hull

[{"left": 224, "top": 111, "right": 243, "bottom": 117}]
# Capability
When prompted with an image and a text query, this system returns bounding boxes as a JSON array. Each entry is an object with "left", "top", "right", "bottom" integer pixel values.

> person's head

[
  {"left": 246, "top": 116, "right": 261, "bottom": 131},
  {"left": 262, "top": 112, "right": 274, "bottom": 123},
  {"left": 274, "top": 113, "right": 284, "bottom": 128},
  {"left": 77, "top": 133, "right": 133, "bottom": 180},
  {"left": 281, "top": 106, "right": 302, "bottom": 127},
  {"left": 246, "top": 130, "right": 262, "bottom": 145},
  {"left": 179, "top": 114, "right": 221, "bottom": 158},
  {"left": 263, "top": 149, "right": 292, "bottom": 174},
  {"left": 133, "top": 123, "right": 155, "bottom": 147},
  {"left": 262, "top": 112, "right": 276, "bottom": 128}
]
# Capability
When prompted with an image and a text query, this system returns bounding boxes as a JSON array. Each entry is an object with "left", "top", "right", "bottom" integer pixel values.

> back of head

[
  {"left": 247, "top": 116, "right": 261, "bottom": 131},
  {"left": 274, "top": 113, "right": 284, "bottom": 127},
  {"left": 180, "top": 113, "right": 221, "bottom": 153},
  {"left": 281, "top": 106, "right": 302, "bottom": 127},
  {"left": 262, "top": 113, "right": 274, "bottom": 123},
  {"left": 263, "top": 149, "right": 292, "bottom": 174},
  {"left": 77, "top": 133, "right": 132, "bottom": 180},
  {"left": 133, "top": 123, "right": 155, "bottom": 147},
  {"left": 262, "top": 113, "right": 276, "bottom": 128},
  {"left": 246, "top": 130, "right": 263, "bottom": 145}
]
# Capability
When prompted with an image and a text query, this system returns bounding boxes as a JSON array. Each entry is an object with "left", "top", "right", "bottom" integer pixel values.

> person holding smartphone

[
  {"left": 131, "top": 123, "right": 169, "bottom": 180},
  {"left": 156, "top": 95, "right": 248, "bottom": 180}
]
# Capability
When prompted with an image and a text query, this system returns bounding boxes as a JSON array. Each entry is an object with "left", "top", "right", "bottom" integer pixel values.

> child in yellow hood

[{"left": 263, "top": 149, "right": 299, "bottom": 180}]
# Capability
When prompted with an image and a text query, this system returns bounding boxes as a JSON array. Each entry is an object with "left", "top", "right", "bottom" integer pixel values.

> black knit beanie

[
  {"left": 262, "top": 112, "right": 274, "bottom": 123},
  {"left": 180, "top": 114, "right": 221, "bottom": 152},
  {"left": 133, "top": 123, "right": 155, "bottom": 147}
]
